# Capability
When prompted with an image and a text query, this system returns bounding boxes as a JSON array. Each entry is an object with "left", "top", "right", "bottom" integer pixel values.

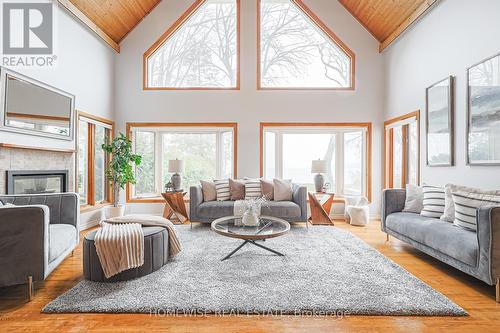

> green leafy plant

[{"left": 102, "top": 133, "right": 142, "bottom": 207}]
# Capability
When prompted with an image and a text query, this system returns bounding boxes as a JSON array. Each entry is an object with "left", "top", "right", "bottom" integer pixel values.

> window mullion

[
  {"left": 216, "top": 132, "right": 222, "bottom": 179},
  {"left": 276, "top": 132, "right": 283, "bottom": 179},
  {"left": 88, "top": 123, "right": 95, "bottom": 206},
  {"left": 155, "top": 132, "right": 162, "bottom": 194},
  {"left": 336, "top": 133, "right": 344, "bottom": 196}
]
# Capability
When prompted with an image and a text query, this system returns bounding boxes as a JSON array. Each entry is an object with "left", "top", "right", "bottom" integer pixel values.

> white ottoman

[{"left": 344, "top": 196, "right": 370, "bottom": 226}]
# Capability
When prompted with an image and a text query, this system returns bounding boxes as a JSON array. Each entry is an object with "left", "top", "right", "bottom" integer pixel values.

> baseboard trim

[{"left": 79, "top": 219, "right": 99, "bottom": 231}]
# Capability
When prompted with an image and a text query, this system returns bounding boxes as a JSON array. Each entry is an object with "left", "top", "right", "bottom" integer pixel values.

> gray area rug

[{"left": 43, "top": 225, "right": 466, "bottom": 316}]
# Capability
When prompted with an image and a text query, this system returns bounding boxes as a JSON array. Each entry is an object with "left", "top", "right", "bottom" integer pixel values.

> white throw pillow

[
  {"left": 441, "top": 184, "right": 500, "bottom": 222},
  {"left": 420, "top": 185, "right": 445, "bottom": 218},
  {"left": 403, "top": 184, "right": 423, "bottom": 214},
  {"left": 452, "top": 190, "right": 500, "bottom": 231},
  {"left": 214, "top": 179, "right": 230, "bottom": 201},
  {"left": 200, "top": 180, "right": 217, "bottom": 202},
  {"left": 273, "top": 179, "right": 293, "bottom": 201},
  {"left": 244, "top": 178, "right": 262, "bottom": 199}
]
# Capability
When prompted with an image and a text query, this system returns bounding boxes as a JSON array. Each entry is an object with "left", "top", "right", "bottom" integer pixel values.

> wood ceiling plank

[
  {"left": 68, "top": 0, "right": 160, "bottom": 43},
  {"left": 339, "top": 0, "right": 438, "bottom": 52},
  {"left": 379, "top": 0, "right": 439, "bottom": 52}
]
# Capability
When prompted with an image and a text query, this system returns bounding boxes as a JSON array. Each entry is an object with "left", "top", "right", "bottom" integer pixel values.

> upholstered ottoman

[{"left": 83, "top": 226, "right": 169, "bottom": 282}]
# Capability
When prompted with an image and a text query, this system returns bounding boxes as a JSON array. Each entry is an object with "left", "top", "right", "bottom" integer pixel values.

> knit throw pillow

[
  {"left": 244, "top": 178, "right": 262, "bottom": 199},
  {"left": 420, "top": 185, "right": 445, "bottom": 218},
  {"left": 214, "top": 179, "right": 230, "bottom": 201}
]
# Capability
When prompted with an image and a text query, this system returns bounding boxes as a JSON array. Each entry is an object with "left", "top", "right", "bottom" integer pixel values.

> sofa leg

[
  {"left": 71, "top": 250, "right": 74, "bottom": 257},
  {"left": 27, "top": 276, "right": 34, "bottom": 302},
  {"left": 496, "top": 278, "right": 499, "bottom": 303},
  {"left": 386, "top": 233, "right": 389, "bottom": 242}
]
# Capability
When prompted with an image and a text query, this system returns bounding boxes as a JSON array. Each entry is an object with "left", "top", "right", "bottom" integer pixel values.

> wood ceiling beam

[
  {"left": 379, "top": 0, "right": 439, "bottom": 52},
  {"left": 57, "top": 0, "right": 120, "bottom": 53}
]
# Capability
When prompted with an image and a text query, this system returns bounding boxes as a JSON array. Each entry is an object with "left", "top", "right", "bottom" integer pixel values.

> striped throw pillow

[
  {"left": 452, "top": 190, "right": 500, "bottom": 231},
  {"left": 245, "top": 178, "right": 262, "bottom": 199},
  {"left": 214, "top": 179, "right": 230, "bottom": 201},
  {"left": 420, "top": 185, "right": 446, "bottom": 218}
]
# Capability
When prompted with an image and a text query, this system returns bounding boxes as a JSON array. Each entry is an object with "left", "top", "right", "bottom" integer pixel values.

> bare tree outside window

[
  {"left": 260, "top": 0, "right": 351, "bottom": 88},
  {"left": 147, "top": 0, "right": 238, "bottom": 88}
]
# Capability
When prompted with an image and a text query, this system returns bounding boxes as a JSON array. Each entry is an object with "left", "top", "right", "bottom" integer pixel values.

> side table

[
  {"left": 308, "top": 192, "right": 335, "bottom": 225},
  {"left": 161, "top": 192, "right": 188, "bottom": 224}
]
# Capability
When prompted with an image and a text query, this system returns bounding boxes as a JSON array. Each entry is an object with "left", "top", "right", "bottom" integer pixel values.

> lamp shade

[
  {"left": 168, "top": 159, "right": 184, "bottom": 173},
  {"left": 311, "top": 159, "right": 327, "bottom": 174}
]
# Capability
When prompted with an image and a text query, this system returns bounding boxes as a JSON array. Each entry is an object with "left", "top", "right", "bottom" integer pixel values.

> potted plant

[{"left": 102, "top": 133, "right": 142, "bottom": 218}]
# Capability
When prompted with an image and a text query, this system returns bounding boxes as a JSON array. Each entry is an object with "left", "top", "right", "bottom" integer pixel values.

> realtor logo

[{"left": 2, "top": 1, "right": 53, "bottom": 55}]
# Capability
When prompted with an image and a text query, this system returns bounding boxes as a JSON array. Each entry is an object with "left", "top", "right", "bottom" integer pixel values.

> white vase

[
  {"left": 242, "top": 209, "right": 260, "bottom": 227},
  {"left": 104, "top": 205, "right": 125, "bottom": 219}
]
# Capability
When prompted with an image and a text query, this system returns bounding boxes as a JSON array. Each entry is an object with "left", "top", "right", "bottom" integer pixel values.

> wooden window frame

[
  {"left": 384, "top": 111, "right": 420, "bottom": 189},
  {"left": 143, "top": 0, "right": 241, "bottom": 91},
  {"left": 77, "top": 111, "right": 115, "bottom": 212},
  {"left": 257, "top": 0, "right": 355, "bottom": 91},
  {"left": 125, "top": 122, "right": 238, "bottom": 203},
  {"left": 259, "top": 122, "right": 372, "bottom": 201}
]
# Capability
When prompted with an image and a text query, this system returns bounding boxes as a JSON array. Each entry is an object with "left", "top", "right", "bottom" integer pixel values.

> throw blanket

[
  {"left": 94, "top": 215, "right": 182, "bottom": 279},
  {"left": 234, "top": 200, "right": 262, "bottom": 217},
  {"left": 94, "top": 222, "right": 144, "bottom": 279}
]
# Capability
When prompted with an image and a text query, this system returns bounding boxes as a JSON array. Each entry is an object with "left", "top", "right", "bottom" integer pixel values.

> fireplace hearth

[{"left": 6, "top": 170, "right": 69, "bottom": 195}]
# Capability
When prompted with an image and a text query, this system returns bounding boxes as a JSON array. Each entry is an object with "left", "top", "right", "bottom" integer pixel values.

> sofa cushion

[
  {"left": 386, "top": 212, "right": 478, "bottom": 266},
  {"left": 196, "top": 201, "right": 301, "bottom": 219},
  {"left": 197, "top": 201, "right": 234, "bottom": 218},
  {"left": 49, "top": 224, "right": 77, "bottom": 263},
  {"left": 262, "top": 201, "right": 301, "bottom": 218}
]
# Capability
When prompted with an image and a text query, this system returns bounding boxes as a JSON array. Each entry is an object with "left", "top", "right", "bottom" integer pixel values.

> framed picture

[
  {"left": 467, "top": 52, "right": 500, "bottom": 165},
  {"left": 426, "top": 76, "right": 454, "bottom": 166}
]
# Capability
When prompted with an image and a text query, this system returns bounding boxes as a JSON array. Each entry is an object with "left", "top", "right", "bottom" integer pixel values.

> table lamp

[
  {"left": 168, "top": 159, "right": 184, "bottom": 191},
  {"left": 311, "top": 159, "right": 327, "bottom": 192}
]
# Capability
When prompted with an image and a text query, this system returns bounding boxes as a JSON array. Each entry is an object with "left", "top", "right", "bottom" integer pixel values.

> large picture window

[
  {"left": 144, "top": 0, "right": 240, "bottom": 89},
  {"left": 261, "top": 123, "right": 371, "bottom": 199},
  {"left": 127, "top": 123, "right": 237, "bottom": 201},
  {"left": 258, "top": 0, "right": 354, "bottom": 89},
  {"left": 384, "top": 112, "right": 420, "bottom": 189},
  {"left": 77, "top": 113, "right": 114, "bottom": 210}
]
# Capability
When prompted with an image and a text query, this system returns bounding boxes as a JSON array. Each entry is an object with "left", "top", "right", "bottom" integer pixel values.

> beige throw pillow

[
  {"left": 260, "top": 179, "right": 274, "bottom": 200},
  {"left": 273, "top": 179, "right": 293, "bottom": 201},
  {"left": 200, "top": 180, "right": 217, "bottom": 202},
  {"left": 229, "top": 179, "right": 245, "bottom": 200}
]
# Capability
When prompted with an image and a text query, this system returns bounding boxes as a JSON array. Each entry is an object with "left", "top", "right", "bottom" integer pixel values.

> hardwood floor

[{"left": 1, "top": 220, "right": 499, "bottom": 332}]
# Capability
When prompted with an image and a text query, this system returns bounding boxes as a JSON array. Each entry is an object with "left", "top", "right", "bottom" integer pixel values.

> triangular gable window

[
  {"left": 144, "top": 0, "right": 239, "bottom": 89},
  {"left": 259, "top": 0, "right": 354, "bottom": 89}
]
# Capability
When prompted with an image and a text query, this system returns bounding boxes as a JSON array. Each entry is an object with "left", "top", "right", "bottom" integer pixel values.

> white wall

[
  {"left": 384, "top": 0, "right": 500, "bottom": 189},
  {"left": 116, "top": 0, "right": 384, "bottom": 215},
  {"left": 1, "top": 5, "right": 115, "bottom": 228}
]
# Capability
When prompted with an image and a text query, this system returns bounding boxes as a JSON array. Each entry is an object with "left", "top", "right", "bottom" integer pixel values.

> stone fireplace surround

[{"left": 0, "top": 146, "right": 75, "bottom": 195}]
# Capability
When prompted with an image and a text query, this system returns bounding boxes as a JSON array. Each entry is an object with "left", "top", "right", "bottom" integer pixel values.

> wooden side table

[
  {"left": 308, "top": 192, "right": 335, "bottom": 225},
  {"left": 161, "top": 192, "right": 188, "bottom": 224}
]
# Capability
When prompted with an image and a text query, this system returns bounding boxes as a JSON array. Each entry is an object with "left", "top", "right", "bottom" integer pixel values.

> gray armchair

[{"left": 0, "top": 193, "right": 79, "bottom": 300}]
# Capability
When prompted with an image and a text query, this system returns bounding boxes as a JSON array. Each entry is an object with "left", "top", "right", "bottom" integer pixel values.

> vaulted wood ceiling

[
  {"left": 63, "top": 0, "right": 439, "bottom": 53},
  {"left": 67, "top": 0, "right": 161, "bottom": 43}
]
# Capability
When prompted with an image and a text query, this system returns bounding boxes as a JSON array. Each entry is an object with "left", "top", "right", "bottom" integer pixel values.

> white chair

[{"left": 344, "top": 196, "right": 370, "bottom": 226}]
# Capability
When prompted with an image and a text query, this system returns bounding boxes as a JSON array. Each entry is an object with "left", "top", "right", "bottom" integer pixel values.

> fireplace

[{"left": 6, "top": 170, "right": 69, "bottom": 194}]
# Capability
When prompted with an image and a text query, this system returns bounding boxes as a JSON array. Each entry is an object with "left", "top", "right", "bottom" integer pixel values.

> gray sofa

[
  {"left": 0, "top": 193, "right": 79, "bottom": 300},
  {"left": 190, "top": 184, "right": 308, "bottom": 225},
  {"left": 382, "top": 189, "right": 500, "bottom": 302}
]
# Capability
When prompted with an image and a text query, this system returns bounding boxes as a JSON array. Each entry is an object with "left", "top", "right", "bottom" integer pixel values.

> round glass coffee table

[{"left": 211, "top": 216, "right": 290, "bottom": 261}]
